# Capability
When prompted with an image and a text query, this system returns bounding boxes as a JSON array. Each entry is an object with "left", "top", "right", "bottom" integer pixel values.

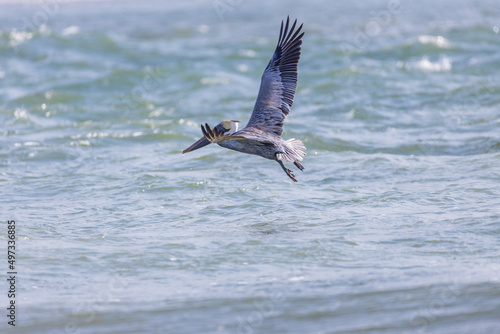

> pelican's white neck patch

[{"left": 230, "top": 121, "right": 239, "bottom": 135}]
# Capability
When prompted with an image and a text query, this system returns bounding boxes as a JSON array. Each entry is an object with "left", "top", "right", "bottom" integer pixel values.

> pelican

[{"left": 183, "top": 17, "right": 306, "bottom": 182}]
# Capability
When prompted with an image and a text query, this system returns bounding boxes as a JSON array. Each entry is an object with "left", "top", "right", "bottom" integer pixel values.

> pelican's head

[
  {"left": 182, "top": 120, "right": 240, "bottom": 154},
  {"left": 219, "top": 120, "right": 240, "bottom": 135}
]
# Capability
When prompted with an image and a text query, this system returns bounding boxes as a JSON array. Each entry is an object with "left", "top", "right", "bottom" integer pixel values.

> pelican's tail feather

[{"left": 277, "top": 138, "right": 306, "bottom": 162}]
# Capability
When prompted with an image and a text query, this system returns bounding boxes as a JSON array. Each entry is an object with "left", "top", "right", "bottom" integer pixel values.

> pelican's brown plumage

[{"left": 183, "top": 17, "right": 306, "bottom": 182}]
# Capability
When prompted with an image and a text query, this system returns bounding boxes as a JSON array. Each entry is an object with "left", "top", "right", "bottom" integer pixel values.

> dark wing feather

[{"left": 245, "top": 16, "right": 304, "bottom": 136}]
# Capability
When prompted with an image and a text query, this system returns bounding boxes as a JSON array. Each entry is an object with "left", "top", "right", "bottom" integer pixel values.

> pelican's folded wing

[{"left": 245, "top": 16, "right": 304, "bottom": 137}]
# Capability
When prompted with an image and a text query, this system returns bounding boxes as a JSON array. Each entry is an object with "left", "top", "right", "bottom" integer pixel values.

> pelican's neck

[{"left": 230, "top": 121, "right": 239, "bottom": 135}]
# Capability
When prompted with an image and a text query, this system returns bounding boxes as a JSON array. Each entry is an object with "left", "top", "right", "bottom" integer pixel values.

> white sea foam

[
  {"left": 415, "top": 55, "right": 452, "bottom": 72},
  {"left": 9, "top": 30, "right": 33, "bottom": 48},
  {"left": 398, "top": 55, "right": 452, "bottom": 72},
  {"left": 62, "top": 25, "right": 80, "bottom": 36},
  {"left": 418, "top": 35, "right": 451, "bottom": 48}
]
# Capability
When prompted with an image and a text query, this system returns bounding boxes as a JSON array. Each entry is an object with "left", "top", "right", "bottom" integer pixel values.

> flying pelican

[{"left": 183, "top": 17, "right": 306, "bottom": 182}]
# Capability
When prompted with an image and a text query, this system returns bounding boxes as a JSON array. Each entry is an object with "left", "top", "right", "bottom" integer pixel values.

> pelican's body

[
  {"left": 221, "top": 127, "right": 305, "bottom": 162},
  {"left": 183, "top": 17, "right": 306, "bottom": 182}
]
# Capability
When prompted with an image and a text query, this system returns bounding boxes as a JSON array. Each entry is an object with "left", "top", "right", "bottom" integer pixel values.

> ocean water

[{"left": 1, "top": 0, "right": 500, "bottom": 333}]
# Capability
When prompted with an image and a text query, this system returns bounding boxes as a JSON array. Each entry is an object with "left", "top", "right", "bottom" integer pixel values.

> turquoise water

[{"left": 1, "top": 0, "right": 500, "bottom": 333}]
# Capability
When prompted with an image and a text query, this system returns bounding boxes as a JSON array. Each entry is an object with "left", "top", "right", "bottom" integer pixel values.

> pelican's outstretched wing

[{"left": 245, "top": 16, "right": 304, "bottom": 137}]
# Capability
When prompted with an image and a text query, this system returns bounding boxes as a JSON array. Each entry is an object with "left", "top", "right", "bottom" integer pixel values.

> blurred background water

[{"left": 1, "top": 0, "right": 500, "bottom": 333}]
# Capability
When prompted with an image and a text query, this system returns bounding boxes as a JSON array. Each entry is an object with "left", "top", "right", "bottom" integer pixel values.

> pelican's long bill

[{"left": 182, "top": 136, "right": 211, "bottom": 154}]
